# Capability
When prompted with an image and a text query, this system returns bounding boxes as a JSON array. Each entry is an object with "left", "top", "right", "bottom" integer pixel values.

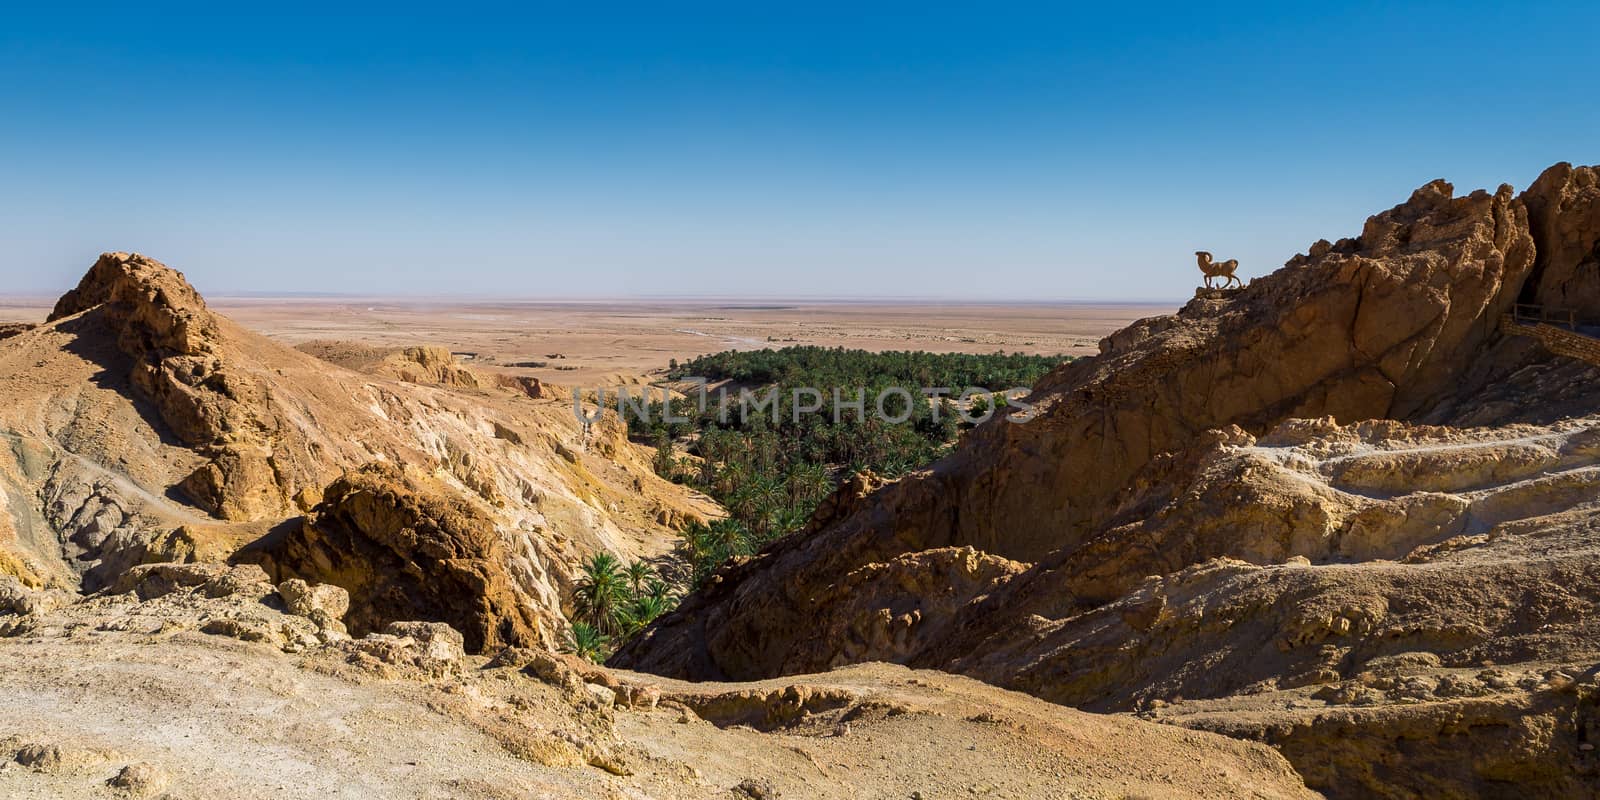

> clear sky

[{"left": 2, "top": 2, "right": 1596, "bottom": 301}]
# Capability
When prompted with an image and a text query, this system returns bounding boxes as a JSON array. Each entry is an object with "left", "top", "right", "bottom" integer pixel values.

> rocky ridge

[
  {"left": 1, "top": 253, "right": 712, "bottom": 648},
  {"left": 613, "top": 163, "right": 1600, "bottom": 797}
]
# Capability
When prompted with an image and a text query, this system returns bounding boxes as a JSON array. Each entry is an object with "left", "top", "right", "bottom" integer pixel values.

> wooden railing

[{"left": 1510, "top": 304, "right": 1579, "bottom": 329}]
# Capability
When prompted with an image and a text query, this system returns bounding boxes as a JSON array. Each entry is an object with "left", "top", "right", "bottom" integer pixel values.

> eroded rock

[
  {"left": 276, "top": 578, "right": 350, "bottom": 634},
  {"left": 109, "top": 562, "right": 272, "bottom": 602},
  {"left": 256, "top": 463, "right": 547, "bottom": 653},
  {"left": 107, "top": 762, "right": 168, "bottom": 796},
  {"left": 383, "top": 620, "right": 465, "bottom": 663},
  {"left": 613, "top": 166, "right": 1600, "bottom": 799}
]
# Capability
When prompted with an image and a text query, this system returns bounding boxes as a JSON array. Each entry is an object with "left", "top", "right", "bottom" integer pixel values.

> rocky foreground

[
  {"left": 0, "top": 562, "right": 1312, "bottom": 799},
  {"left": 613, "top": 163, "right": 1600, "bottom": 797}
]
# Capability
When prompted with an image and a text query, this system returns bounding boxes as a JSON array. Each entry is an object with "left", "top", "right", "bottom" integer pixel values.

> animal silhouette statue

[{"left": 1195, "top": 251, "right": 1241, "bottom": 289}]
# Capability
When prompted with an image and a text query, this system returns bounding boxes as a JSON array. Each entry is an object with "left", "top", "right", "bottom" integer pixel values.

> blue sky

[{"left": 1, "top": 2, "right": 1595, "bottom": 300}]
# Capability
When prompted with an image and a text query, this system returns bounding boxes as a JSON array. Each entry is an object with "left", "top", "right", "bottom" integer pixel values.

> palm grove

[{"left": 564, "top": 346, "right": 1068, "bottom": 661}]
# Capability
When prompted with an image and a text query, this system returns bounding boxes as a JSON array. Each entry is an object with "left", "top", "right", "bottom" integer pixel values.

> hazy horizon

[
  {"left": 3, "top": 3, "right": 1596, "bottom": 301},
  {"left": 0, "top": 286, "right": 1190, "bottom": 305}
]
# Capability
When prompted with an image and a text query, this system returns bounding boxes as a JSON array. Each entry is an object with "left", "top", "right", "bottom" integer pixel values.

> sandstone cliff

[
  {"left": 613, "top": 163, "right": 1600, "bottom": 797},
  {"left": 616, "top": 172, "right": 1552, "bottom": 675},
  {"left": 1524, "top": 162, "right": 1600, "bottom": 316}
]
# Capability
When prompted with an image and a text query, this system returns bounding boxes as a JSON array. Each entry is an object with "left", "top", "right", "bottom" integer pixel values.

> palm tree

[
  {"left": 680, "top": 519, "right": 749, "bottom": 588},
  {"left": 573, "top": 552, "right": 627, "bottom": 636},
  {"left": 675, "top": 455, "right": 697, "bottom": 484},
  {"left": 773, "top": 504, "right": 810, "bottom": 536},
  {"left": 625, "top": 594, "right": 669, "bottom": 632},
  {"left": 707, "top": 518, "right": 749, "bottom": 559},
  {"left": 790, "top": 462, "right": 833, "bottom": 506},
  {"left": 726, "top": 482, "right": 759, "bottom": 525},
  {"left": 751, "top": 474, "right": 785, "bottom": 515},
  {"left": 696, "top": 452, "right": 719, "bottom": 487},
  {"left": 678, "top": 522, "right": 712, "bottom": 566},
  {"left": 652, "top": 434, "right": 675, "bottom": 478},
  {"left": 564, "top": 622, "right": 610, "bottom": 663},
  {"left": 625, "top": 560, "right": 652, "bottom": 598},
  {"left": 718, "top": 460, "right": 751, "bottom": 499}
]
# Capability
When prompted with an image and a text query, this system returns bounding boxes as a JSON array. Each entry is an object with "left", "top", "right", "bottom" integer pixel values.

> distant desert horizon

[
  {"left": 0, "top": 293, "right": 1170, "bottom": 387},
  {"left": 0, "top": 291, "right": 1194, "bottom": 306}
]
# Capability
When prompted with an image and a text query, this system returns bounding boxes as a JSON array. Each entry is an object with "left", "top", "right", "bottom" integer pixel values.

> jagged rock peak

[
  {"left": 1522, "top": 162, "right": 1600, "bottom": 316},
  {"left": 47, "top": 251, "right": 216, "bottom": 356}
]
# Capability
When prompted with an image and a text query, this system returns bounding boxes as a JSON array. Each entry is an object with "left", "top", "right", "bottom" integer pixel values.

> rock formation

[
  {"left": 294, "top": 340, "right": 490, "bottom": 389},
  {"left": 255, "top": 463, "right": 549, "bottom": 651},
  {"left": 615, "top": 174, "right": 1547, "bottom": 672},
  {"left": 1523, "top": 163, "right": 1600, "bottom": 316},
  {"left": 47, "top": 253, "right": 295, "bottom": 520},
  {"left": 0, "top": 252, "right": 712, "bottom": 647},
  {"left": 613, "top": 163, "right": 1600, "bottom": 797}
]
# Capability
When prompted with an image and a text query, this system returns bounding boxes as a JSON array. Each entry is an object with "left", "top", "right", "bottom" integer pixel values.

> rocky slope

[
  {"left": 0, "top": 569, "right": 1315, "bottom": 799},
  {"left": 613, "top": 163, "right": 1600, "bottom": 796},
  {"left": 0, "top": 253, "right": 712, "bottom": 647}
]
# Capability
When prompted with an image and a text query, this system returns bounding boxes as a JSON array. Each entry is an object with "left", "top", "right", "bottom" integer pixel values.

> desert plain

[{"left": 1, "top": 296, "right": 1168, "bottom": 386}]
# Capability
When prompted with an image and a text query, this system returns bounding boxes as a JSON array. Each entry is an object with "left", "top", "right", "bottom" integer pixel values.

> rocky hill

[
  {"left": 0, "top": 253, "right": 713, "bottom": 647},
  {"left": 612, "top": 163, "right": 1600, "bottom": 797}
]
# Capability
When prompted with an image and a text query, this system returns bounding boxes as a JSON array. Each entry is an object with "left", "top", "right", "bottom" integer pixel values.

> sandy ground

[
  {"left": 0, "top": 297, "right": 1170, "bottom": 387},
  {"left": 0, "top": 591, "right": 1316, "bottom": 800}
]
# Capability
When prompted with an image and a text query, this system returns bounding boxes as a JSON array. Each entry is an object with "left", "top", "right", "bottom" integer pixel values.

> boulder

[
  {"left": 255, "top": 463, "right": 547, "bottom": 653},
  {"left": 108, "top": 762, "right": 168, "bottom": 796},
  {"left": 0, "top": 577, "right": 72, "bottom": 616},
  {"left": 383, "top": 620, "right": 465, "bottom": 663},
  {"left": 276, "top": 578, "right": 351, "bottom": 634},
  {"left": 584, "top": 683, "right": 617, "bottom": 707},
  {"left": 109, "top": 562, "right": 271, "bottom": 602}
]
